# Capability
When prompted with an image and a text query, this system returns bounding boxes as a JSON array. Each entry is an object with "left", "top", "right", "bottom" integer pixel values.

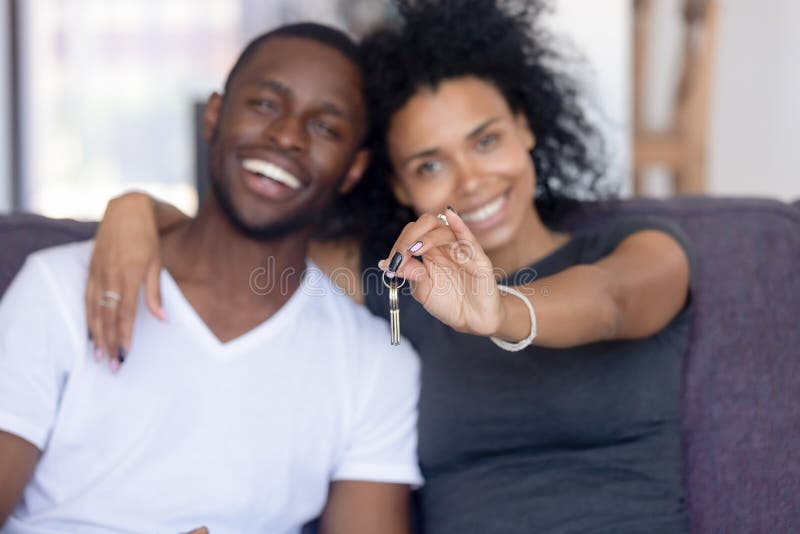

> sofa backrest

[
  {"left": 0, "top": 214, "right": 96, "bottom": 296},
  {"left": 1, "top": 197, "right": 798, "bottom": 533},
  {"left": 554, "top": 196, "right": 800, "bottom": 533}
]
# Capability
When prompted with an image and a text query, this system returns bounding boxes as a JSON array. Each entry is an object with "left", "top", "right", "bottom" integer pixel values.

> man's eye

[
  {"left": 476, "top": 133, "right": 498, "bottom": 151},
  {"left": 250, "top": 99, "right": 277, "bottom": 113},
  {"left": 417, "top": 161, "right": 442, "bottom": 176},
  {"left": 309, "top": 119, "right": 340, "bottom": 139}
]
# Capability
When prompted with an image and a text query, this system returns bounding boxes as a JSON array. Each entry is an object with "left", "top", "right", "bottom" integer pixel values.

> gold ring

[
  {"left": 99, "top": 290, "right": 121, "bottom": 309},
  {"left": 102, "top": 290, "right": 121, "bottom": 302}
]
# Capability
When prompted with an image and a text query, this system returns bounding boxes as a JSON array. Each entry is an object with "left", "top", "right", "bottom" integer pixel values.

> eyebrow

[
  {"left": 251, "top": 78, "right": 347, "bottom": 119},
  {"left": 400, "top": 116, "right": 503, "bottom": 167}
]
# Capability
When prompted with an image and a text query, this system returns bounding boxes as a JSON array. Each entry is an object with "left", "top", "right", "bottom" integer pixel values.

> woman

[{"left": 87, "top": 1, "right": 692, "bottom": 532}]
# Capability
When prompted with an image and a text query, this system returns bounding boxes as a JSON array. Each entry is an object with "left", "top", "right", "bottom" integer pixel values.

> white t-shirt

[{"left": 0, "top": 241, "right": 422, "bottom": 534}]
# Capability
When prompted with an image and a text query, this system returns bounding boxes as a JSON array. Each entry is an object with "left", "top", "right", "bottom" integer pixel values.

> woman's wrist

[
  {"left": 107, "top": 191, "right": 155, "bottom": 218},
  {"left": 491, "top": 288, "right": 534, "bottom": 343}
]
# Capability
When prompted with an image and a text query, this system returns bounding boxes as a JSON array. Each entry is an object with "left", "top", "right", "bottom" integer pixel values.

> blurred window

[{"left": 17, "top": 0, "right": 242, "bottom": 219}]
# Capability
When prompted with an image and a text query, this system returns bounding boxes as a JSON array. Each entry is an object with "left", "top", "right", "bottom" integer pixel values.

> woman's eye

[
  {"left": 476, "top": 133, "right": 498, "bottom": 151},
  {"left": 417, "top": 160, "right": 442, "bottom": 177}
]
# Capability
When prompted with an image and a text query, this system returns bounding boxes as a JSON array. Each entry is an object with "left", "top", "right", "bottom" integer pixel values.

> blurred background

[{"left": 0, "top": 0, "right": 797, "bottom": 220}]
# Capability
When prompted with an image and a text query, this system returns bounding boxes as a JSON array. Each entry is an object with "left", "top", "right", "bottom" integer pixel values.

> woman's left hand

[{"left": 379, "top": 208, "right": 504, "bottom": 336}]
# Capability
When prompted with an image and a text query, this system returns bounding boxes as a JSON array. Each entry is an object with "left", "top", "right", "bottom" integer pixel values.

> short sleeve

[
  {"left": 0, "top": 255, "right": 77, "bottom": 449},
  {"left": 332, "top": 337, "right": 423, "bottom": 487},
  {"left": 599, "top": 216, "right": 696, "bottom": 282}
]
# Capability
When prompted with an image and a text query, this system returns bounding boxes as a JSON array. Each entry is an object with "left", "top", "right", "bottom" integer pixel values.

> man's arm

[
  {"left": 319, "top": 481, "right": 411, "bottom": 534},
  {"left": 0, "top": 253, "right": 77, "bottom": 525},
  {"left": 0, "top": 432, "right": 39, "bottom": 525}
]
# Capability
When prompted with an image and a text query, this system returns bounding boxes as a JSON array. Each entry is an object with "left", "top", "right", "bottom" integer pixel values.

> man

[{"left": 0, "top": 23, "right": 421, "bottom": 533}]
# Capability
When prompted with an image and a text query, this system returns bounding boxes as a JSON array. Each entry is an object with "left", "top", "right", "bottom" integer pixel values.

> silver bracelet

[{"left": 490, "top": 284, "right": 537, "bottom": 352}]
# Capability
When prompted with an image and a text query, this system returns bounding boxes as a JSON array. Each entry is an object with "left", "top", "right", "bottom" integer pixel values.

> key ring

[{"left": 381, "top": 271, "right": 407, "bottom": 290}]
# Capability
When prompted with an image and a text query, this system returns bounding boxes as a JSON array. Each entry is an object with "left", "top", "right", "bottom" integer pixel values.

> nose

[
  {"left": 266, "top": 113, "right": 308, "bottom": 153},
  {"left": 453, "top": 155, "right": 483, "bottom": 196}
]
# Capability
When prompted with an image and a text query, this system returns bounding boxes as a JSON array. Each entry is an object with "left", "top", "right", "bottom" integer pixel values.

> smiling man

[{"left": 0, "top": 24, "right": 421, "bottom": 533}]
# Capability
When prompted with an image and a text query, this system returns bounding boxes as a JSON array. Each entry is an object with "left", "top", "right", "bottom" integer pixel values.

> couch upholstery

[{"left": 1, "top": 196, "right": 798, "bottom": 533}]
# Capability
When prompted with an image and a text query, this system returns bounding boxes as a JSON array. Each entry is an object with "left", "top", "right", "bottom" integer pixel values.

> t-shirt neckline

[
  {"left": 497, "top": 233, "right": 581, "bottom": 285},
  {"left": 159, "top": 263, "right": 314, "bottom": 359}
]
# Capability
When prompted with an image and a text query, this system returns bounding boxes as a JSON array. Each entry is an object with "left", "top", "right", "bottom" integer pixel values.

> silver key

[{"left": 389, "top": 280, "right": 401, "bottom": 345}]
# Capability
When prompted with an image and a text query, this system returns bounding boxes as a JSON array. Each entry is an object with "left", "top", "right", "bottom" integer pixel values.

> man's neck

[{"left": 158, "top": 198, "right": 312, "bottom": 342}]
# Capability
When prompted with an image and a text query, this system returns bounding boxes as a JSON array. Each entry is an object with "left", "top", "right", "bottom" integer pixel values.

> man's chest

[{"left": 26, "top": 341, "right": 352, "bottom": 530}]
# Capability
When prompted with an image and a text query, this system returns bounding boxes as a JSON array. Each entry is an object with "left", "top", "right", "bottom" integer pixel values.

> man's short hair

[{"left": 223, "top": 22, "right": 362, "bottom": 94}]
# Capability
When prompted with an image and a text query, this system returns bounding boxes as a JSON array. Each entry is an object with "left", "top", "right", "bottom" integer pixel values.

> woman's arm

[
  {"left": 86, "top": 192, "right": 185, "bottom": 370},
  {"left": 381, "top": 210, "right": 690, "bottom": 349},
  {"left": 491, "top": 230, "right": 690, "bottom": 348}
]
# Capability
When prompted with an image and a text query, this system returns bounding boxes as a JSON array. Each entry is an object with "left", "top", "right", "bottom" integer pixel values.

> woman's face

[{"left": 387, "top": 76, "right": 537, "bottom": 253}]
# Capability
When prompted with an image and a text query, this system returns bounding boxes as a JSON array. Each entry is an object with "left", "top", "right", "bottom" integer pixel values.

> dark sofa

[{"left": 1, "top": 196, "right": 799, "bottom": 533}]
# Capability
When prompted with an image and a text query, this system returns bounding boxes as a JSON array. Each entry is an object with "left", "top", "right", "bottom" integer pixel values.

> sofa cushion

[{"left": 554, "top": 196, "right": 800, "bottom": 533}]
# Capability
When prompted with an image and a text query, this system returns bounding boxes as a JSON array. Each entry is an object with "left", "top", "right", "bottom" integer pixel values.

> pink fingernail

[
  {"left": 386, "top": 271, "right": 396, "bottom": 279},
  {"left": 94, "top": 348, "right": 103, "bottom": 362},
  {"left": 109, "top": 359, "right": 121, "bottom": 374},
  {"left": 408, "top": 241, "right": 423, "bottom": 253},
  {"left": 158, "top": 308, "right": 168, "bottom": 321}
]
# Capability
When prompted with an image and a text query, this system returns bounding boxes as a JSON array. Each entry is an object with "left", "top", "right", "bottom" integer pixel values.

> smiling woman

[{"left": 386, "top": 78, "right": 539, "bottom": 257}]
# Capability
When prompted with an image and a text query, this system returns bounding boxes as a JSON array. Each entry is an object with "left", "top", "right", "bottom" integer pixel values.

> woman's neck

[{"left": 486, "top": 206, "right": 568, "bottom": 276}]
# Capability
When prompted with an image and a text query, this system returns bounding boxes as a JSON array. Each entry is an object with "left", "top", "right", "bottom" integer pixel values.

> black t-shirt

[{"left": 362, "top": 217, "right": 693, "bottom": 534}]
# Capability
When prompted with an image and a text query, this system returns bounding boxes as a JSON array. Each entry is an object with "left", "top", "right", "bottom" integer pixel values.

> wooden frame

[{"left": 633, "top": 0, "right": 719, "bottom": 195}]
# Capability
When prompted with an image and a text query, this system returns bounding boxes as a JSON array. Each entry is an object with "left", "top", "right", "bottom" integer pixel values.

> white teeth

[
  {"left": 242, "top": 159, "right": 302, "bottom": 190},
  {"left": 461, "top": 195, "right": 506, "bottom": 223}
]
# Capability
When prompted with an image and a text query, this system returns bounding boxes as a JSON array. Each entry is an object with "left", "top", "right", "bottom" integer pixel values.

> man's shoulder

[
  {"left": 7, "top": 240, "right": 94, "bottom": 312},
  {"left": 24, "top": 239, "right": 94, "bottom": 276}
]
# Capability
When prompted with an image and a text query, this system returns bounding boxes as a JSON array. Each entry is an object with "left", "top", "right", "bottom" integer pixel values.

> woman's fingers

[
  {"left": 115, "top": 278, "right": 141, "bottom": 368},
  {"left": 99, "top": 281, "right": 123, "bottom": 373},
  {"left": 443, "top": 207, "right": 477, "bottom": 245},
  {"left": 144, "top": 259, "right": 166, "bottom": 321},
  {"left": 114, "top": 259, "right": 164, "bottom": 368},
  {"left": 88, "top": 276, "right": 109, "bottom": 364},
  {"left": 403, "top": 226, "right": 460, "bottom": 258},
  {"left": 379, "top": 213, "right": 455, "bottom": 274},
  {"left": 442, "top": 208, "right": 492, "bottom": 267},
  {"left": 85, "top": 277, "right": 101, "bottom": 361}
]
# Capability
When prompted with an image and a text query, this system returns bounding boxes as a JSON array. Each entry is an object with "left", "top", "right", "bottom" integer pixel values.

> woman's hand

[
  {"left": 85, "top": 192, "right": 165, "bottom": 371},
  {"left": 379, "top": 208, "right": 506, "bottom": 337}
]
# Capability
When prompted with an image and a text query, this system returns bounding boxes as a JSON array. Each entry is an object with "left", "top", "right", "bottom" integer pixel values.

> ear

[
  {"left": 202, "top": 92, "right": 224, "bottom": 142},
  {"left": 514, "top": 112, "right": 536, "bottom": 151},
  {"left": 337, "top": 149, "right": 371, "bottom": 194}
]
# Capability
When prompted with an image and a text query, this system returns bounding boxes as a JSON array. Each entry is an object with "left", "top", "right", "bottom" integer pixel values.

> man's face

[{"left": 206, "top": 36, "right": 368, "bottom": 240}]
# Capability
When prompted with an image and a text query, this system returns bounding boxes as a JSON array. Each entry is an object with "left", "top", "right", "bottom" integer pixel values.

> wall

[
  {"left": 644, "top": 0, "right": 800, "bottom": 201},
  {"left": 0, "top": 0, "right": 11, "bottom": 212},
  {"left": 547, "top": 0, "right": 633, "bottom": 195},
  {"left": 709, "top": 0, "right": 800, "bottom": 200},
  {"left": 238, "top": 0, "right": 632, "bottom": 195}
]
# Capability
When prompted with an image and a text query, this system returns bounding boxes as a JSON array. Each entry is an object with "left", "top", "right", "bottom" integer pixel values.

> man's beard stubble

[{"left": 209, "top": 170, "right": 322, "bottom": 242}]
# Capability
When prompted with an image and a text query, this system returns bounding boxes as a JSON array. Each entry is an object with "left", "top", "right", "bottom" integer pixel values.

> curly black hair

[{"left": 317, "top": 0, "right": 608, "bottom": 249}]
